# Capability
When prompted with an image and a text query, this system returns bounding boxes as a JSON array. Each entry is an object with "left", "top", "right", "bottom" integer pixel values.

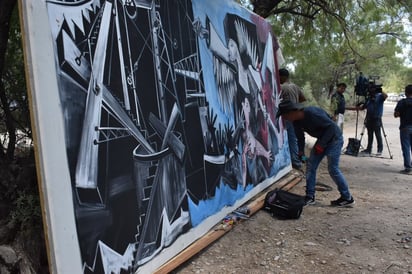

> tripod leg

[
  {"left": 380, "top": 124, "right": 393, "bottom": 159},
  {"left": 359, "top": 124, "right": 365, "bottom": 143},
  {"left": 359, "top": 118, "right": 367, "bottom": 150},
  {"left": 355, "top": 110, "right": 359, "bottom": 139}
]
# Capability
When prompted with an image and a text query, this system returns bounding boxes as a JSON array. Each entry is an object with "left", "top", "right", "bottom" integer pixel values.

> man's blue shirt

[
  {"left": 365, "top": 93, "right": 385, "bottom": 119},
  {"left": 294, "top": 106, "right": 341, "bottom": 148}
]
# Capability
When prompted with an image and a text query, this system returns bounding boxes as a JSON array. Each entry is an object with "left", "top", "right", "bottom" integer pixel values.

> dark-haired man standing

[
  {"left": 330, "top": 83, "right": 347, "bottom": 131},
  {"left": 359, "top": 85, "right": 387, "bottom": 156},
  {"left": 394, "top": 85, "right": 412, "bottom": 174},
  {"left": 279, "top": 68, "right": 306, "bottom": 169}
]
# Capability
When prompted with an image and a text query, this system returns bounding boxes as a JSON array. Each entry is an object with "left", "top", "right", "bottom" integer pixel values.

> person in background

[
  {"left": 277, "top": 100, "right": 355, "bottom": 207},
  {"left": 359, "top": 84, "right": 388, "bottom": 156},
  {"left": 279, "top": 68, "right": 307, "bottom": 169},
  {"left": 330, "top": 83, "right": 347, "bottom": 131},
  {"left": 394, "top": 85, "right": 412, "bottom": 175}
]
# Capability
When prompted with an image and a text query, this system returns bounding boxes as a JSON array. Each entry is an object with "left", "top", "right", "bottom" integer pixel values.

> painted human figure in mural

[
  {"left": 193, "top": 13, "right": 282, "bottom": 187},
  {"left": 240, "top": 94, "right": 272, "bottom": 187},
  {"left": 202, "top": 15, "right": 262, "bottom": 118}
]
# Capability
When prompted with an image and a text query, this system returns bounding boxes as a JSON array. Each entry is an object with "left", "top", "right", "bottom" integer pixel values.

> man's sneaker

[
  {"left": 304, "top": 196, "right": 315, "bottom": 206},
  {"left": 400, "top": 169, "right": 412, "bottom": 175},
  {"left": 376, "top": 151, "right": 383, "bottom": 156},
  {"left": 360, "top": 149, "right": 371, "bottom": 156},
  {"left": 330, "top": 196, "right": 355, "bottom": 207}
]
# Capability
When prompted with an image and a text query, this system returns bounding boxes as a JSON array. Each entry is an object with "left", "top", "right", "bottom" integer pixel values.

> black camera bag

[
  {"left": 264, "top": 189, "right": 305, "bottom": 219},
  {"left": 345, "top": 138, "right": 361, "bottom": 156}
]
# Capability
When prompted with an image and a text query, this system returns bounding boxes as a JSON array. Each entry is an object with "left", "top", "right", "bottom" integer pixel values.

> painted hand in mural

[
  {"left": 224, "top": 123, "right": 239, "bottom": 157},
  {"left": 205, "top": 108, "right": 219, "bottom": 154},
  {"left": 192, "top": 18, "right": 209, "bottom": 41}
]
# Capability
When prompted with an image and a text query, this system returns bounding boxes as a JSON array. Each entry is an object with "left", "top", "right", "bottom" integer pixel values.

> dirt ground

[{"left": 173, "top": 101, "right": 412, "bottom": 274}]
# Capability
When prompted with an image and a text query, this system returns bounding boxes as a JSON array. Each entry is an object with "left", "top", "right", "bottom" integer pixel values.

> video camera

[
  {"left": 355, "top": 74, "right": 381, "bottom": 97},
  {"left": 368, "top": 83, "right": 383, "bottom": 94},
  {"left": 355, "top": 74, "right": 369, "bottom": 96}
]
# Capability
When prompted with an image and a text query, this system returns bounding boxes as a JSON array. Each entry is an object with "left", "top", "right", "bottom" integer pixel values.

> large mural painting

[{"left": 21, "top": 0, "right": 291, "bottom": 273}]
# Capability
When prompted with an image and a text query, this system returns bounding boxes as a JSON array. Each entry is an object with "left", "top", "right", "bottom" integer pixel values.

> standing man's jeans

[
  {"left": 286, "top": 121, "right": 301, "bottom": 168},
  {"left": 400, "top": 126, "right": 412, "bottom": 170},
  {"left": 366, "top": 118, "right": 383, "bottom": 152},
  {"left": 306, "top": 136, "right": 351, "bottom": 200},
  {"left": 294, "top": 123, "right": 306, "bottom": 158}
]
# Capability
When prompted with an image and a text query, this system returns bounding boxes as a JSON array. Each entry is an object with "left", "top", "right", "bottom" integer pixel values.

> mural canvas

[{"left": 19, "top": 0, "right": 291, "bottom": 273}]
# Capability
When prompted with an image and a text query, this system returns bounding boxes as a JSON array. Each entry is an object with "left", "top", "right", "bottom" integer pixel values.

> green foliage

[
  {"left": 384, "top": 71, "right": 406, "bottom": 93},
  {"left": 11, "top": 189, "right": 42, "bottom": 234},
  {"left": 260, "top": 0, "right": 412, "bottom": 101},
  {"left": 299, "top": 81, "right": 326, "bottom": 108},
  {"left": 1, "top": 5, "right": 30, "bottom": 154},
  {"left": 301, "top": 82, "right": 316, "bottom": 106}
]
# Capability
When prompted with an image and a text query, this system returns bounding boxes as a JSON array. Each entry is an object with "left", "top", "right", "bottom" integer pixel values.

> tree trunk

[{"left": 0, "top": 0, "right": 18, "bottom": 160}]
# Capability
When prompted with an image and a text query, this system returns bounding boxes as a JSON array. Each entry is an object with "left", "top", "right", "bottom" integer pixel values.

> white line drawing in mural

[
  {"left": 43, "top": 0, "right": 288, "bottom": 272},
  {"left": 46, "top": 0, "right": 195, "bottom": 272}
]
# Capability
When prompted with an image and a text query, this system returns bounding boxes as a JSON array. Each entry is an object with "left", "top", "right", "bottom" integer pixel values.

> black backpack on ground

[
  {"left": 345, "top": 138, "right": 361, "bottom": 156},
  {"left": 264, "top": 189, "right": 305, "bottom": 219}
]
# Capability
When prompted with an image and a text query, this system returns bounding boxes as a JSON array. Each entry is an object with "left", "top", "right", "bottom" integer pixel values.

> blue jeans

[
  {"left": 400, "top": 126, "right": 412, "bottom": 170},
  {"left": 286, "top": 121, "right": 301, "bottom": 168},
  {"left": 306, "top": 135, "right": 351, "bottom": 200}
]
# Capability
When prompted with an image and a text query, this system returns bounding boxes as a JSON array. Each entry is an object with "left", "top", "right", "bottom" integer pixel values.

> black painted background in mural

[{"left": 54, "top": 0, "right": 202, "bottom": 271}]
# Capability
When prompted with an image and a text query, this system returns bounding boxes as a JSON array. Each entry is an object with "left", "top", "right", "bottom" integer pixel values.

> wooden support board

[
  {"left": 282, "top": 176, "right": 302, "bottom": 191},
  {"left": 155, "top": 172, "right": 302, "bottom": 273}
]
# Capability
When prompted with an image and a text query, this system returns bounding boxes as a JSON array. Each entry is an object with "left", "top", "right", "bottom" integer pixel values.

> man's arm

[
  {"left": 346, "top": 105, "right": 362, "bottom": 111},
  {"left": 291, "top": 82, "right": 306, "bottom": 102},
  {"left": 394, "top": 101, "right": 401, "bottom": 118}
]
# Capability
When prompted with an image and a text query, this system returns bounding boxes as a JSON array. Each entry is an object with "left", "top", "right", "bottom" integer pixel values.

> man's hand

[{"left": 314, "top": 144, "right": 324, "bottom": 155}]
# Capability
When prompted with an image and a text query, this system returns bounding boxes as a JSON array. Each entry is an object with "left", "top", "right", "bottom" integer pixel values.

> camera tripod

[{"left": 358, "top": 116, "right": 393, "bottom": 159}]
